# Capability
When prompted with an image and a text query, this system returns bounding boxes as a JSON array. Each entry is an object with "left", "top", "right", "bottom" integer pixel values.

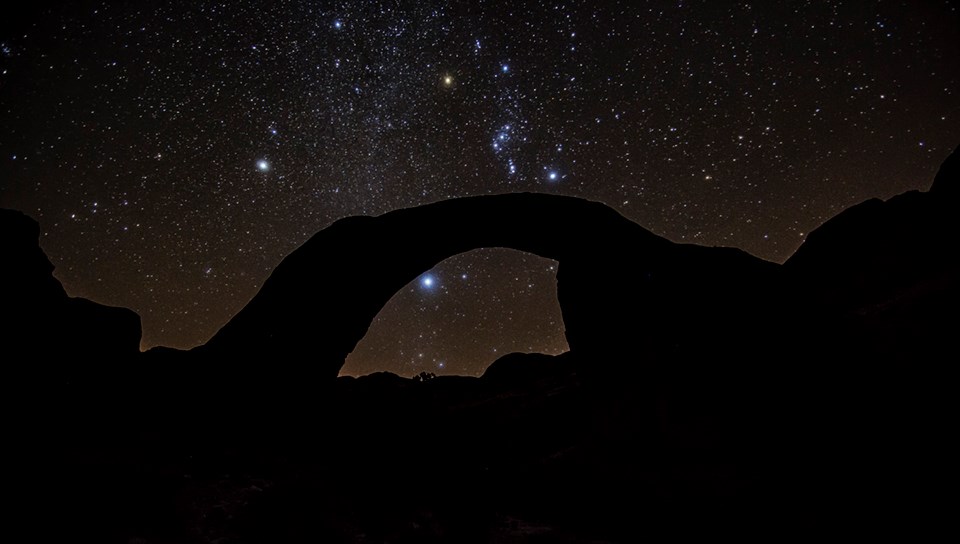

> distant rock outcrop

[
  {"left": 1, "top": 209, "right": 141, "bottom": 364},
  {"left": 785, "top": 145, "right": 958, "bottom": 356},
  {"left": 201, "top": 193, "right": 784, "bottom": 381},
  {"left": 930, "top": 144, "right": 959, "bottom": 198}
]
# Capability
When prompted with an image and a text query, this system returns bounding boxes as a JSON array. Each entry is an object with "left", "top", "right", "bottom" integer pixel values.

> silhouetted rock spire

[
  {"left": 1, "top": 208, "right": 142, "bottom": 361},
  {"left": 930, "top": 145, "right": 959, "bottom": 198}
]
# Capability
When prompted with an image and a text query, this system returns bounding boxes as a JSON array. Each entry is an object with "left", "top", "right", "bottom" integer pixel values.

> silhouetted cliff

[
  {"left": 785, "top": 145, "right": 958, "bottom": 358},
  {"left": 0, "top": 209, "right": 141, "bottom": 365}
]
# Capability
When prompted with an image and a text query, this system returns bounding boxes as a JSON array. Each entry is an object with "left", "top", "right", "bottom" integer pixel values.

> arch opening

[{"left": 340, "top": 248, "right": 569, "bottom": 378}]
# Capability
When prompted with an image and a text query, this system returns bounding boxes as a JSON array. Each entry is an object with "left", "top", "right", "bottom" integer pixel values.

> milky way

[{"left": 1, "top": 1, "right": 957, "bottom": 376}]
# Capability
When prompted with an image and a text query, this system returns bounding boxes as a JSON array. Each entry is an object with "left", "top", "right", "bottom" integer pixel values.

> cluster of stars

[
  {"left": 347, "top": 251, "right": 566, "bottom": 376},
  {"left": 0, "top": 1, "right": 956, "bottom": 377}
]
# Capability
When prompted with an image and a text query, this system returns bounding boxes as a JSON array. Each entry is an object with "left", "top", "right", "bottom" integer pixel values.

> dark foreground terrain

[{"left": 3, "top": 146, "right": 956, "bottom": 542}]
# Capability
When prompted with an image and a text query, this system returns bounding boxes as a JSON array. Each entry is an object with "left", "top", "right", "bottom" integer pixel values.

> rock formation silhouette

[
  {"left": 200, "top": 192, "right": 785, "bottom": 383},
  {"left": 0, "top": 209, "right": 141, "bottom": 367},
  {"left": 1, "top": 144, "right": 955, "bottom": 542},
  {"left": 786, "top": 145, "right": 958, "bottom": 359}
]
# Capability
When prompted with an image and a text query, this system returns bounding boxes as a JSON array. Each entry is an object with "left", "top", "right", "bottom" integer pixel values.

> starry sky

[{"left": 1, "top": 1, "right": 957, "bottom": 377}]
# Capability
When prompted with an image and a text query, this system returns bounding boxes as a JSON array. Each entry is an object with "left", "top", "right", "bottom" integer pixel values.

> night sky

[{"left": 1, "top": 1, "right": 957, "bottom": 377}]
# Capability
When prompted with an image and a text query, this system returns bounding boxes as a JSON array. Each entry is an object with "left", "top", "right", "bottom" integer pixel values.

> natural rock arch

[{"left": 200, "top": 193, "right": 778, "bottom": 380}]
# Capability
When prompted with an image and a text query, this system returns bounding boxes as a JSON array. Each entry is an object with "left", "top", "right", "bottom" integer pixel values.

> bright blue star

[
  {"left": 501, "top": 64, "right": 509, "bottom": 73},
  {"left": 420, "top": 274, "right": 436, "bottom": 289},
  {"left": 257, "top": 159, "right": 270, "bottom": 172},
  {"left": 333, "top": 20, "right": 343, "bottom": 29},
  {"left": 547, "top": 170, "right": 558, "bottom": 181}
]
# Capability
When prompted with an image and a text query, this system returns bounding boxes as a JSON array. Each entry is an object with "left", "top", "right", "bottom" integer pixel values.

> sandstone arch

[{"left": 200, "top": 193, "right": 778, "bottom": 380}]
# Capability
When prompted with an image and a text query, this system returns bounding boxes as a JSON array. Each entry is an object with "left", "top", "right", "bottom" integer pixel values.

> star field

[{"left": 1, "top": 1, "right": 957, "bottom": 376}]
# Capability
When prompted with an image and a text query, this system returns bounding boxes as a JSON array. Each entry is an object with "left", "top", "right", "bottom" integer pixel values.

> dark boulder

[{"left": 481, "top": 351, "right": 572, "bottom": 384}]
